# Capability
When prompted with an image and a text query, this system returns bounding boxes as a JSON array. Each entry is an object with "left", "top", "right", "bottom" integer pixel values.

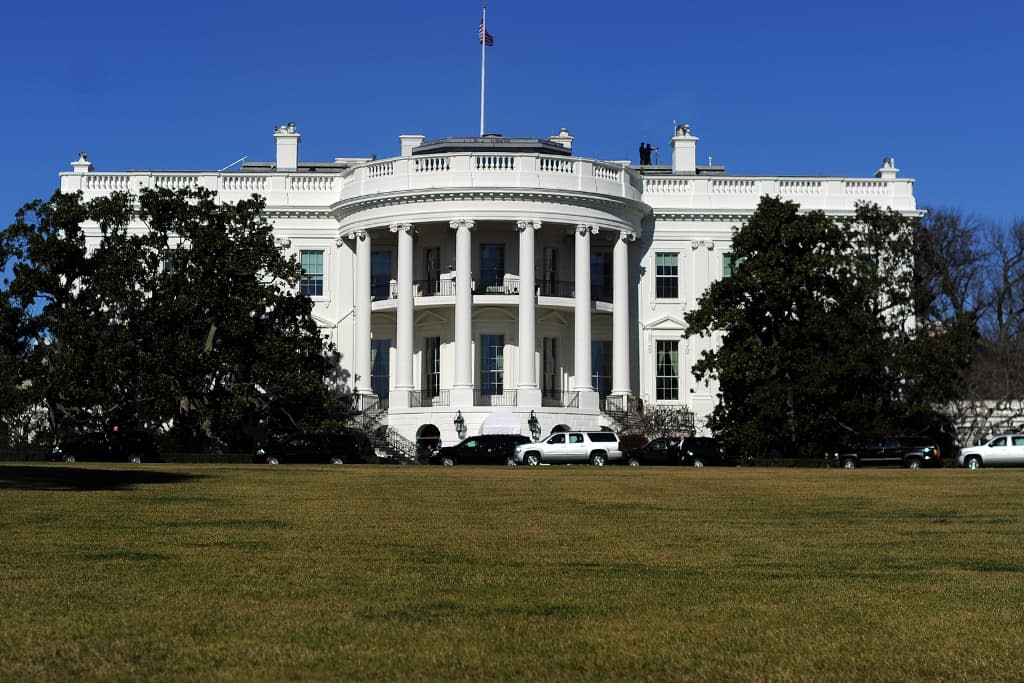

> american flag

[{"left": 478, "top": 22, "right": 494, "bottom": 46}]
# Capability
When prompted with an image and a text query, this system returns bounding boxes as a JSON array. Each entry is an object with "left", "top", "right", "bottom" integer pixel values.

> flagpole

[{"left": 479, "top": 4, "right": 487, "bottom": 136}]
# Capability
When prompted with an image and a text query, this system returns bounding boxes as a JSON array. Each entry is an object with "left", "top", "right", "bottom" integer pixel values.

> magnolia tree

[
  {"left": 0, "top": 187, "right": 349, "bottom": 450},
  {"left": 685, "top": 197, "right": 970, "bottom": 459}
]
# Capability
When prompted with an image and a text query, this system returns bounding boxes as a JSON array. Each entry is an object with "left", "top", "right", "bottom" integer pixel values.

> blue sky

[{"left": 2, "top": 0, "right": 1021, "bottom": 226}]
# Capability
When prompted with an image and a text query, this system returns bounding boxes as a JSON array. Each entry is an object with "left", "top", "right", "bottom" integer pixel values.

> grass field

[{"left": 2, "top": 463, "right": 1023, "bottom": 682}]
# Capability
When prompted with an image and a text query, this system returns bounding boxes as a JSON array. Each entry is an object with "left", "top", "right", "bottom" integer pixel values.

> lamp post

[
  {"left": 454, "top": 410, "right": 467, "bottom": 440},
  {"left": 528, "top": 410, "right": 541, "bottom": 442}
]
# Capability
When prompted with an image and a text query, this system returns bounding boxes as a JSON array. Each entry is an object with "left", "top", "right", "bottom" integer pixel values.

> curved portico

[{"left": 333, "top": 138, "right": 647, "bottom": 430}]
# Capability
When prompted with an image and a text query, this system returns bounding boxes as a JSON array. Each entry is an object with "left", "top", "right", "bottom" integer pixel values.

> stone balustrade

[
  {"left": 339, "top": 153, "right": 644, "bottom": 202},
  {"left": 61, "top": 153, "right": 913, "bottom": 214},
  {"left": 642, "top": 174, "right": 917, "bottom": 213}
]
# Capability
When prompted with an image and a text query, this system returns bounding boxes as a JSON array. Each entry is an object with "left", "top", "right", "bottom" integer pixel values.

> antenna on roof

[{"left": 218, "top": 156, "right": 247, "bottom": 172}]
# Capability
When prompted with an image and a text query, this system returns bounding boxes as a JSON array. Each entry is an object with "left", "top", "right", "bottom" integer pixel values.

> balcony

[
  {"left": 370, "top": 278, "right": 613, "bottom": 303},
  {"left": 341, "top": 153, "right": 644, "bottom": 204}
]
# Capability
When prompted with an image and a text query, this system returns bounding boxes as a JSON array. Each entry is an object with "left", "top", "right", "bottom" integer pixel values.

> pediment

[
  {"left": 644, "top": 315, "right": 686, "bottom": 330},
  {"left": 537, "top": 310, "right": 569, "bottom": 326},
  {"left": 474, "top": 306, "right": 519, "bottom": 322},
  {"left": 415, "top": 309, "right": 449, "bottom": 326}
]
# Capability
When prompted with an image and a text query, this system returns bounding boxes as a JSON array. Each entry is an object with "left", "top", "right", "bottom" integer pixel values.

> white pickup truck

[{"left": 513, "top": 430, "right": 622, "bottom": 466}]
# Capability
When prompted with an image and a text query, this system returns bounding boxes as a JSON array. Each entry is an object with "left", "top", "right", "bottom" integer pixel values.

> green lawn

[{"left": 1, "top": 464, "right": 1022, "bottom": 682}]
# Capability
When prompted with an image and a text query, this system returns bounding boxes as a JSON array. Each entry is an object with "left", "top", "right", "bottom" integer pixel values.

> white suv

[
  {"left": 513, "top": 430, "right": 622, "bottom": 466},
  {"left": 958, "top": 434, "right": 1024, "bottom": 469}
]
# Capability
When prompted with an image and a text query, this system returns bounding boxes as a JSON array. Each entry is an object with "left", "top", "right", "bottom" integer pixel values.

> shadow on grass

[{"left": 0, "top": 465, "right": 202, "bottom": 491}]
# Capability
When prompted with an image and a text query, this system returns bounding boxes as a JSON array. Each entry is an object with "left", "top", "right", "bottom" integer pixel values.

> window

[
  {"left": 590, "top": 252, "right": 612, "bottom": 300},
  {"left": 371, "top": 251, "right": 392, "bottom": 300},
  {"left": 480, "top": 334, "right": 504, "bottom": 396},
  {"left": 424, "top": 247, "right": 441, "bottom": 296},
  {"left": 300, "top": 250, "right": 324, "bottom": 296},
  {"left": 569, "top": 433, "right": 584, "bottom": 444},
  {"left": 655, "top": 340, "right": 679, "bottom": 400},
  {"left": 543, "top": 337, "right": 559, "bottom": 397},
  {"left": 539, "top": 247, "right": 558, "bottom": 296},
  {"left": 371, "top": 339, "right": 390, "bottom": 399},
  {"left": 655, "top": 253, "right": 679, "bottom": 298},
  {"left": 723, "top": 253, "right": 744, "bottom": 278},
  {"left": 592, "top": 341, "right": 612, "bottom": 398},
  {"left": 423, "top": 336, "right": 440, "bottom": 397},
  {"left": 480, "top": 245, "right": 505, "bottom": 292},
  {"left": 548, "top": 433, "right": 565, "bottom": 445}
]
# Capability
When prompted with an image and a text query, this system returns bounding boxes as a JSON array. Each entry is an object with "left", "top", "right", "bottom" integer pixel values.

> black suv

[
  {"left": 428, "top": 434, "right": 532, "bottom": 466},
  {"left": 679, "top": 436, "right": 733, "bottom": 467},
  {"left": 51, "top": 430, "right": 159, "bottom": 464},
  {"left": 256, "top": 432, "right": 369, "bottom": 465},
  {"left": 830, "top": 436, "right": 942, "bottom": 469}
]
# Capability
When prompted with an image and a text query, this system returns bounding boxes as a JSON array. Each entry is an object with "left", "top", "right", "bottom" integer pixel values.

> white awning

[{"left": 479, "top": 410, "right": 522, "bottom": 435}]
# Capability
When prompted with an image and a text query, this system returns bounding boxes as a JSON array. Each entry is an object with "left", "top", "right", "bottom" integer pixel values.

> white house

[{"left": 59, "top": 122, "right": 918, "bottom": 448}]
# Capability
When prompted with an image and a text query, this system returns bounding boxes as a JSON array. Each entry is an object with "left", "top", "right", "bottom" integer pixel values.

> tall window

[
  {"left": 424, "top": 247, "right": 441, "bottom": 295},
  {"left": 371, "top": 339, "right": 390, "bottom": 399},
  {"left": 655, "top": 253, "right": 679, "bottom": 299},
  {"left": 655, "top": 340, "right": 679, "bottom": 400},
  {"left": 538, "top": 247, "right": 558, "bottom": 296},
  {"left": 480, "top": 334, "right": 504, "bottom": 396},
  {"left": 543, "top": 337, "right": 559, "bottom": 396},
  {"left": 591, "top": 252, "right": 612, "bottom": 301},
  {"left": 480, "top": 245, "right": 505, "bottom": 292},
  {"left": 423, "top": 336, "right": 440, "bottom": 397},
  {"left": 299, "top": 250, "right": 324, "bottom": 296},
  {"left": 592, "top": 340, "right": 612, "bottom": 397},
  {"left": 371, "top": 251, "right": 392, "bottom": 300}
]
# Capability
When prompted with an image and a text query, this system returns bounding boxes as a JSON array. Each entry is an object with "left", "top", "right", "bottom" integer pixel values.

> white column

[
  {"left": 612, "top": 232, "right": 633, "bottom": 397},
  {"left": 391, "top": 222, "right": 414, "bottom": 408},
  {"left": 516, "top": 219, "right": 541, "bottom": 406},
  {"left": 351, "top": 230, "right": 372, "bottom": 396},
  {"left": 574, "top": 224, "right": 598, "bottom": 410},
  {"left": 450, "top": 219, "right": 475, "bottom": 406}
]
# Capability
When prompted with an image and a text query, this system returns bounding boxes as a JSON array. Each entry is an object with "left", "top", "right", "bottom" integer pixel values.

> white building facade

[{"left": 60, "top": 123, "right": 917, "bottom": 447}]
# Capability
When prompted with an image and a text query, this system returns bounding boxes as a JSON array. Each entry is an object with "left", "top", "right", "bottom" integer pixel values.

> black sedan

[
  {"left": 618, "top": 437, "right": 682, "bottom": 466},
  {"left": 51, "top": 430, "right": 159, "bottom": 464},
  {"left": 428, "top": 434, "right": 532, "bottom": 466},
  {"left": 256, "top": 432, "right": 369, "bottom": 465},
  {"left": 619, "top": 436, "right": 732, "bottom": 467}
]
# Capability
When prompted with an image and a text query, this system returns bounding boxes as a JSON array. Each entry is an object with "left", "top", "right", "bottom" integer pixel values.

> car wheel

[
  {"left": 692, "top": 459, "right": 705, "bottom": 468},
  {"left": 525, "top": 452, "right": 541, "bottom": 466},
  {"left": 965, "top": 455, "right": 982, "bottom": 470},
  {"left": 63, "top": 455, "right": 76, "bottom": 463},
  {"left": 330, "top": 457, "right": 345, "bottom": 465},
  {"left": 128, "top": 455, "right": 142, "bottom": 464},
  {"left": 841, "top": 458, "right": 857, "bottom": 469},
  {"left": 906, "top": 457, "right": 922, "bottom": 470},
  {"left": 505, "top": 456, "right": 518, "bottom": 467},
  {"left": 627, "top": 457, "right": 640, "bottom": 467},
  {"left": 441, "top": 456, "right": 456, "bottom": 467},
  {"left": 590, "top": 452, "right": 607, "bottom": 467},
  {"left": 266, "top": 456, "right": 279, "bottom": 465}
]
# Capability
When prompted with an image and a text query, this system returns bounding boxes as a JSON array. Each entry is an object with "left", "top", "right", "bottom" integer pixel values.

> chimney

[
  {"left": 71, "top": 152, "right": 94, "bottom": 174},
  {"left": 400, "top": 134, "right": 425, "bottom": 157},
  {"left": 670, "top": 123, "right": 698, "bottom": 174},
  {"left": 548, "top": 127, "right": 574, "bottom": 152},
  {"left": 274, "top": 122, "right": 300, "bottom": 171},
  {"left": 874, "top": 157, "right": 899, "bottom": 180}
]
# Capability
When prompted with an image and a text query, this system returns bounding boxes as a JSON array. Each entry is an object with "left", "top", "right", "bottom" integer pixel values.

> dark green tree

[
  {"left": 1, "top": 187, "right": 344, "bottom": 451},
  {"left": 685, "top": 196, "right": 968, "bottom": 459}
]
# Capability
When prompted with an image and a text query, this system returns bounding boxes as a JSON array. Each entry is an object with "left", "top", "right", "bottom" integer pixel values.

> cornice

[
  {"left": 654, "top": 211, "right": 751, "bottom": 222},
  {"left": 331, "top": 187, "right": 650, "bottom": 221},
  {"left": 265, "top": 206, "right": 334, "bottom": 219}
]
